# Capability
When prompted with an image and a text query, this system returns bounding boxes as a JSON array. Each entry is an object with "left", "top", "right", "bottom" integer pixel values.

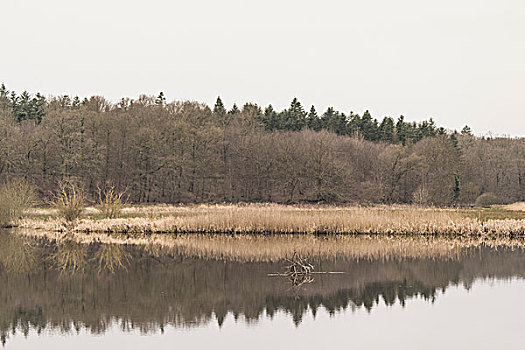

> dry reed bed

[
  {"left": 12, "top": 228, "right": 525, "bottom": 263},
  {"left": 504, "top": 202, "right": 525, "bottom": 211},
  {"left": 19, "top": 205, "right": 525, "bottom": 236}
]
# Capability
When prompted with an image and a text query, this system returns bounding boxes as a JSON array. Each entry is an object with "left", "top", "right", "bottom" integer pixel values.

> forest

[{"left": 0, "top": 84, "right": 522, "bottom": 206}]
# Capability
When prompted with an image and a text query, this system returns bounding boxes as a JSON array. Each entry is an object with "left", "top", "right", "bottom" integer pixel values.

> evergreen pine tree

[
  {"left": 228, "top": 103, "right": 240, "bottom": 115},
  {"left": 0, "top": 84, "right": 7, "bottom": 98},
  {"left": 155, "top": 92, "right": 166, "bottom": 106},
  {"left": 306, "top": 105, "right": 321, "bottom": 131},
  {"left": 396, "top": 116, "right": 407, "bottom": 145},
  {"left": 30, "top": 93, "right": 46, "bottom": 123},
  {"left": 359, "top": 110, "right": 379, "bottom": 141},
  {"left": 417, "top": 119, "right": 437, "bottom": 139},
  {"left": 0, "top": 83, "right": 9, "bottom": 111},
  {"left": 281, "top": 98, "right": 307, "bottom": 131},
  {"left": 378, "top": 117, "right": 395, "bottom": 142},
  {"left": 213, "top": 96, "right": 226, "bottom": 116},
  {"left": 15, "top": 91, "right": 32, "bottom": 122},
  {"left": 322, "top": 107, "right": 347, "bottom": 135},
  {"left": 461, "top": 125, "right": 473, "bottom": 135},
  {"left": 262, "top": 105, "right": 279, "bottom": 131},
  {"left": 213, "top": 96, "right": 231, "bottom": 126},
  {"left": 72, "top": 96, "right": 81, "bottom": 109},
  {"left": 347, "top": 112, "right": 360, "bottom": 136}
]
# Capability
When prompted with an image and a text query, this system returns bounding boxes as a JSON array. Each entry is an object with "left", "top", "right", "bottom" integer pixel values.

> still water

[{"left": 2, "top": 230, "right": 525, "bottom": 349}]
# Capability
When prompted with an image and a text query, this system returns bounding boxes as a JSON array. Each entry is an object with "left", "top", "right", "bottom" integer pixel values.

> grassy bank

[{"left": 16, "top": 203, "right": 525, "bottom": 236}]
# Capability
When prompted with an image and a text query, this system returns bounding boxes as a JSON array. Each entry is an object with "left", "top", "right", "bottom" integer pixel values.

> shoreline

[{"left": 15, "top": 203, "right": 525, "bottom": 237}]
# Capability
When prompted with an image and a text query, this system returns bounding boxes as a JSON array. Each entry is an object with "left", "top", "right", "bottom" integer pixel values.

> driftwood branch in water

[{"left": 268, "top": 251, "right": 345, "bottom": 277}]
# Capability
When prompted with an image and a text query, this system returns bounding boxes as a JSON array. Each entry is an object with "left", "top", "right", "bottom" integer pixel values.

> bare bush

[
  {"left": 51, "top": 181, "right": 85, "bottom": 222},
  {"left": 0, "top": 179, "right": 37, "bottom": 227},
  {"left": 97, "top": 186, "right": 129, "bottom": 219}
]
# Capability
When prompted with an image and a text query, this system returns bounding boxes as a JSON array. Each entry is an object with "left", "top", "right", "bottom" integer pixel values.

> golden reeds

[
  {"left": 503, "top": 202, "right": 525, "bottom": 211},
  {"left": 18, "top": 203, "right": 525, "bottom": 236}
]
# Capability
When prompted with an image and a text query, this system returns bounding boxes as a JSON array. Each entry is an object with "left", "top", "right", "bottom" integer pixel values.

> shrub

[
  {"left": 52, "top": 180, "right": 85, "bottom": 222},
  {"left": 97, "top": 186, "right": 129, "bottom": 219},
  {"left": 0, "top": 178, "right": 37, "bottom": 227},
  {"left": 475, "top": 193, "right": 501, "bottom": 208}
]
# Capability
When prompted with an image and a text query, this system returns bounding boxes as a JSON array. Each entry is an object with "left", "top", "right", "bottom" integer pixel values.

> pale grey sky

[{"left": 2, "top": 0, "right": 524, "bottom": 135}]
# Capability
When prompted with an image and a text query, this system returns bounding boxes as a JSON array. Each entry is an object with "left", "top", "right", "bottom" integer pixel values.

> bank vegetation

[{"left": 17, "top": 204, "right": 525, "bottom": 237}]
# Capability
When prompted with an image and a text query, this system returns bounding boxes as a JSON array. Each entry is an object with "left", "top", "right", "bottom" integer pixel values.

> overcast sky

[{"left": 2, "top": 0, "right": 524, "bottom": 135}]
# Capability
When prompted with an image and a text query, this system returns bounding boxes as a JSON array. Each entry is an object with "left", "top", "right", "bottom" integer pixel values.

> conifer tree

[
  {"left": 72, "top": 96, "right": 81, "bottom": 109},
  {"left": 347, "top": 112, "right": 360, "bottom": 136},
  {"left": 155, "top": 92, "right": 166, "bottom": 106},
  {"left": 228, "top": 103, "right": 240, "bottom": 115},
  {"left": 379, "top": 117, "right": 395, "bottom": 142},
  {"left": 15, "top": 91, "right": 31, "bottom": 122},
  {"left": 213, "top": 96, "right": 231, "bottom": 127},
  {"left": 8, "top": 90, "right": 46, "bottom": 123},
  {"left": 0, "top": 83, "right": 9, "bottom": 111},
  {"left": 461, "top": 125, "right": 473, "bottom": 135},
  {"left": 280, "top": 98, "right": 307, "bottom": 131},
  {"left": 213, "top": 96, "right": 226, "bottom": 116},
  {"left": 418, "top": 119, "right": 437, "bottom": 139},
  {"left": 322, "top": 107, "right": 347, "bottom": 135},
  {"left": 262, "top": 105, "right": 279, "bottom": 131},
  {"left": 31, "top": 93, "right": 46, "bottom": 123},
  {"left": 396, "top": 116, "right": 407, "bottom": 145},
  {"left": 0, "top": 84, "right": 7, "bottom": 100},
  {"left": 359, "top": 110, "right": 379, "bottom": 141},
  {"left": 306, "top": 105, "right": 322, "bottom": 131}
]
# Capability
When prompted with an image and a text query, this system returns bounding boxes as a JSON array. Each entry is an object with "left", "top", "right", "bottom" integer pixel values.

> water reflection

[
  {"left": 2, "top": 229, "right": 525, "bottom": 346},
  {"left": 50, "top": 239, "right": 88, "bottom": 273}
]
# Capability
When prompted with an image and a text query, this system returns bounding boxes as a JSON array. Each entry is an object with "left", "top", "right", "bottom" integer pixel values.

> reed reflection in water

[{"left": 2, "top": 229, "right": 525, "bottom": 346}]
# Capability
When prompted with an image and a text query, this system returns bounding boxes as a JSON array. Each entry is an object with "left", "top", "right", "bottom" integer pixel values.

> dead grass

[
  {"left": 503, "top": 202, "right": 525, "bottom": 212},
  {"left": 18, "top": 203, "right": 525, "bottom": 236}
]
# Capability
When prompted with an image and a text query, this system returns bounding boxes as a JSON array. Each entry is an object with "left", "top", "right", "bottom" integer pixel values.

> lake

[{"left": 2, "top": 229, "right": 525, "bottom": 349}]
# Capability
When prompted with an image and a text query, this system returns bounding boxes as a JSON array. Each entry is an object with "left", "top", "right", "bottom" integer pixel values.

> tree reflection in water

[
  {"left": 2, "top": 229, "right": 525, "bottom": 345},
  {"left": 0, "top": 233, "right": 38, "bottom": 274},
  {"left": 50, "top": 238, "right": 88, "bottom": 273}
]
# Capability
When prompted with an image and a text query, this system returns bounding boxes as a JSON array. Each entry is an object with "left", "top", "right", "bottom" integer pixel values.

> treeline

[
  {"left": 2, "top": 85, "right": 470, "bottom": 144},
  {"left": 0, "top": 85, "right": 522, "bottom": 206}
]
